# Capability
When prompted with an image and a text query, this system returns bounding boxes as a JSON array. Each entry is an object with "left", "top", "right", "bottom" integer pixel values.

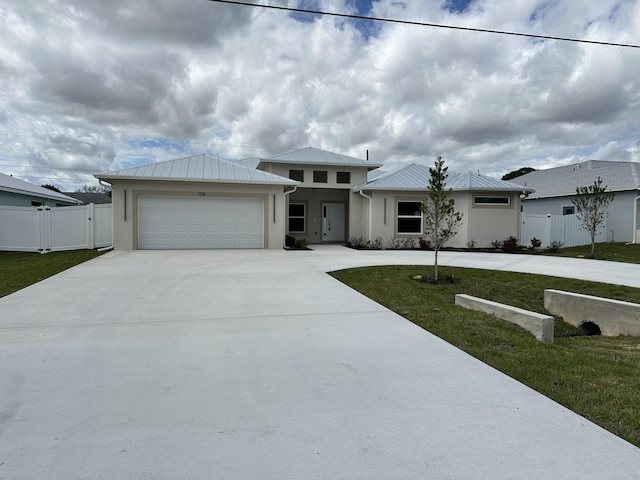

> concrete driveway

[{"left": 1, "top": 246, "right": 639, "bottom": 479}]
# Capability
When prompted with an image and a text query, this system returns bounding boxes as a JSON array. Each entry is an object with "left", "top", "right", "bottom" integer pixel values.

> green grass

[
  {"left": 547, "top": 242, "right": 640, "bottom": 263},
  {"left": 0, "top": 250, "right": 106, "bottom": 298},
  {"left": 331, "top": 265, "right": 640, "bottom": 447}
]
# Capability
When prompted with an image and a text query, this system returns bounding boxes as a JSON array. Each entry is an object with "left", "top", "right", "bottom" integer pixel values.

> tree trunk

[{"left": 434, "top": 248, "right": 439, "bottom": 281}]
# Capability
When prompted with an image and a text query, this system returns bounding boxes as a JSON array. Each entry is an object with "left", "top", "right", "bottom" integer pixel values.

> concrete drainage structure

[
  {"left": 544, "top": 289, "right": 640, "bottom": 337},
  {"left": 455, "top": 294, "right": 554, "bottom": 343}
]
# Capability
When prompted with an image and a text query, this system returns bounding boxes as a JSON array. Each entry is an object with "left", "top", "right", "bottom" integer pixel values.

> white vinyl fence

[
  {"left": 520, "top": 213, "right": 608, "bottom": 248},
  {"left": 0, "top": 204, "right": 112, "bottom": 253}
]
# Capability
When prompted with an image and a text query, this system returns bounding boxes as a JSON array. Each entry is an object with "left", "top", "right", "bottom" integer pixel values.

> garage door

[{"left": 138, "top": 196, "right": 264, "bottom": 249}]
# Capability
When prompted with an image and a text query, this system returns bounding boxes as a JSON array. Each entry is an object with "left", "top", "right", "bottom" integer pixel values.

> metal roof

[
  {"left": 261, "top": 147, "right": 383, "bottom": 168},
  {"left": 355, "top": 163, "right": 533, "bottom": 192},
  {"left": 516, "top": 160, "right": 640, "bottom": 199},
  {"left": 0, "top": 172, "right": 81, "bottom": 204},
  {"left": 95, "top": 154, "right": 298, "bottom": 186},
  {"left": 63, "top": 192, "right": 112, "bottom": 204},
  {"left": 234, "top": 157, "right": 261, "bottom": 169}
]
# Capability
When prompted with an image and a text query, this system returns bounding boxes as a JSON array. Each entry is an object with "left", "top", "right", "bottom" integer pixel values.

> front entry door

[{"left": 322, "top": 203, "right": 346, "bottom": 242}]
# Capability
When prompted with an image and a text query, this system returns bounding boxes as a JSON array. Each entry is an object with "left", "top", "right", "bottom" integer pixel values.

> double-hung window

[
  {"left": 288, "top": 203, "right": 306, "bottom": 233},
  {"left": 396, "top": 201, "right": 422, "bottom": 234}
]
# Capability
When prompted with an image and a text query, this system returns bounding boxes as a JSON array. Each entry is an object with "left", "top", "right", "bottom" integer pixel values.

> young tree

[
  {"left": 76, "top": 184, "right": 112, "bottom": 196},
  {"left": 421, "top": 156, "right": 463, "bottom": 281},
  {"left": 571, "top": 176, "right": 615, "bottom": 258}
]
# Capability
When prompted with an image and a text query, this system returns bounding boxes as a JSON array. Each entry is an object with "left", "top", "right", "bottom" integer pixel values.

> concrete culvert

[{"left": 578, "top": 320, "right": 602, "bottom": 336}]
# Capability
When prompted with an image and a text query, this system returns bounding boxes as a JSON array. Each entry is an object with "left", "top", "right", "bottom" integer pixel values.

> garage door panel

[{"left": 138, "top": 196, "right": 264, "bottom": 249}]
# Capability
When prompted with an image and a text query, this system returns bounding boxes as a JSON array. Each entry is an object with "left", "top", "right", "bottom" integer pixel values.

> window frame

[
  {"left": 473, "top": 195, "right": 511, "bottom": 206},
  {"left": 313, "top": 170, "right": 328, "bottom": 183},
  {"left": 289, "top": 169, "right": 304, "bottom": 182},
  {"left": 288, "top": 202, "right": 306, "bottom": 234},
  {"left": 336, "top": 171, "right": 351, "bottom": 184},
  {"left": 396, "top": 200, "right": 423, "bottom": 235}
]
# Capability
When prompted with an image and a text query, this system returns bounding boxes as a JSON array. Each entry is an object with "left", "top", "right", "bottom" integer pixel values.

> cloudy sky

[{"left": 1, "top": 0, "right": 639, "bottom": 190}]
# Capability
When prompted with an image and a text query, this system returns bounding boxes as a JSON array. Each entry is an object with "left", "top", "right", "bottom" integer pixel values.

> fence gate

[{"left": 0, "top": 204, "right": 112, "bottom": 253}]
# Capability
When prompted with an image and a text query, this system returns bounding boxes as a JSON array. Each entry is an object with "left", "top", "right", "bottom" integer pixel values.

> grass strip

[{"left": 0, "top": 250, "right": 106, "bottom": 298}]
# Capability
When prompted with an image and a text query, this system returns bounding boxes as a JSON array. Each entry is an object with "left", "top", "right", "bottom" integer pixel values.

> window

[
  {"left": 474, "top": 196, "right": 510, "bottom": 205},
  {"left": 313, "top": 170, "right": 328, "bottom": 183},
  {"left": 336, "top": 171, "right": 351, "bottom": 184},
  {"left": 289, "top": 169, "right": 304, "bottom": 182},
  {"left": 397, "top": 201, "right": 422, "bottom": 234},
  {"left": 288, "top": 203, "right": 306, "bottom": 233},
  {"left": 563, "top": 206, "right": 575, "bottom": 215}
]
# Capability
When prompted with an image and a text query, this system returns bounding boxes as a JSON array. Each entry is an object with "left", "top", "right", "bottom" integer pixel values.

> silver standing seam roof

[
  {"left": 258, "top": 147, "right": 383, "bottom": 169},
  {"left": 354, "top": 163, "right": 533, "bottom": 192},
  {"left": 95, "top": 154, "right": 298, "bottom": 186},
  {"left": 0, "top": 171, "right": 81, "bottom": 204},
  {"left": 516, "top": 160, "right": 640, "bottom": 199}
]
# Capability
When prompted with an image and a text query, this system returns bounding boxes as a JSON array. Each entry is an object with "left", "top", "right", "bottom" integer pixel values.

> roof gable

[
  {"left": 261, "top": 147, "right": 382, "bottom": 169},
  {"left": 0, "top": 172, "right": 80, "bottom": 204},
  {"left": 95, "top": 154, "right": 297, "bottom": 186}
]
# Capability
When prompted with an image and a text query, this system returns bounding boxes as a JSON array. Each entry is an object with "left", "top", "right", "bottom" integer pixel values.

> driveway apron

[{"left": 1, "top": 246, "right": 639, "bottom": 479}]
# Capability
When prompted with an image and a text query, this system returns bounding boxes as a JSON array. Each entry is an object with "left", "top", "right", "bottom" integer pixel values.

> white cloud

[{"left": 1, "top": 0, "right": 639, "bottom": 190}]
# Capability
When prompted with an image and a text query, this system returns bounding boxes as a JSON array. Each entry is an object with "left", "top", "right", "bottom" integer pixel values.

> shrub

[
  {"left": 348, "top": 236, "right": 382, "bottom": 249},
  {"left": 294, "top": 238, "right": 308, "bottom": 249},
  {"left": 548, "top": 240, "right": 564, "bottom": 253},
  {"left": 530, "top": 237, "right": 542, "bottom": 249},
  {"left": 387, "top": 238, "right": 403, "bottom": 249},
  {"left": 466, "top": 239, "right": 477, "bottom": 249},
  {"left": 401, "top": 238, "right": 417, "bottom": 249},
  {"left": 491, "top": 240, "right": 503, "bottom": 249},
  {"left": 501, "top": 236, "right": 521, "bottom": 253},
  {"left": 419, "top": 237, "right": 432, "bottom": 250},
  {"left": 285, "top": 235, "right": 296, "bottom": 248}
]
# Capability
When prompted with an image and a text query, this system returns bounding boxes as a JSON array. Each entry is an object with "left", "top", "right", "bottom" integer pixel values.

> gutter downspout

[
  {"left": 97, "top": 179, "right": 114, "bottom": 250},
  {"left": 358, "top": 189, "right": 373, "bottom": 241},
  {"left": 627, "top": 190, "right": 640, "bottom": 245},
  {"left": 284, "top": 186, "right": 298, "bottom": 247}
]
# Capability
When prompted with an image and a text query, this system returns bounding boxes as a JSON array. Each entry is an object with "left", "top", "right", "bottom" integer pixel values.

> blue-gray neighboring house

[
  {"left": 0, "top": 172, "right": 80, "bottom": 207},
  {"left": 517, "top": 160, "right": 640, "bottom": 244}
]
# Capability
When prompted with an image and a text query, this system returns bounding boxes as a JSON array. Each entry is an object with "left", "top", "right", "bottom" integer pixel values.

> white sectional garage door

[{"left": 138, "top": 196, "right": 264, "bottom": 249}]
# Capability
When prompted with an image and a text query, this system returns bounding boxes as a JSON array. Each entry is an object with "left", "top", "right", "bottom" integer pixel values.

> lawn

[
  {"left": 547, "top": 242, "right": 640, "bottom": 263},
  {"left": 330, "top": 265, "right": 640, "bottom": 448},
  {"left": 0, "top": 250, "right": 106, "bottom": 298}
]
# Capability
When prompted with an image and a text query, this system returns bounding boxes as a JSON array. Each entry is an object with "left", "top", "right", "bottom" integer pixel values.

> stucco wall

[
  {"left": 108, "top": 181, "right": 287, "bottom": 250},
  {"left": 367, "top": 190, "right": 521, "bottom": 249},
  {"left": 467, "top": 192, "right": 520, "bottom": 247},
  {"left": 263, "top": 163, "right": 370, "bottom": 189}
]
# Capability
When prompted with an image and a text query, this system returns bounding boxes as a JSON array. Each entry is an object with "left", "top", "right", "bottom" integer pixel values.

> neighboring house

[
  {"left": 353, "top": 163, "right": 532, "bottom": 249},
  {"left": 96, "top": 147, "right": 532, "bottom": 250},
  {"left": 63, "top": 192, "right": 112, "bottom": 205},
  {"left": 517, "top": 160, "right": 640, "bottom": 245},
  {"left": 95, "top": 155, "right": 297, "bottom": 250},
  {"left": 0, "top": 172, "right": 80, "bottom": 207}
]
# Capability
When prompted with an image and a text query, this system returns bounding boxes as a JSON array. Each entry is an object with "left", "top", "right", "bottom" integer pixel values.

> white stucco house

[
  {"left": 95, "top": 147, "right": 532, "bottom": 250},
  {"left": 517, "top": 160, "right": 640, "bottom": 246}
]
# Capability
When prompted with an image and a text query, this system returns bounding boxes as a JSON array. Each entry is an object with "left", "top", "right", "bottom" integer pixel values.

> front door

[{"left": 322, "top": 203, "right": 346, "bottom": 242}]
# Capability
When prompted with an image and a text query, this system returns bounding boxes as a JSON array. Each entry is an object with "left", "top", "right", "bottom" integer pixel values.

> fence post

[
  {"left": 41, "top": 207, "right": 52, "bottom": 254},
  {"left": 87, "top": 203, "right": 95, "bottom": 250}
]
